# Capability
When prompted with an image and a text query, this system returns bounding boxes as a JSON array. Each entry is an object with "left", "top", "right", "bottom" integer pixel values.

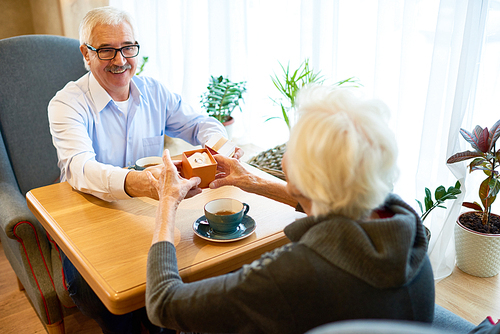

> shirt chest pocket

[{"left": 142, "top": 135, "right": 164, "bottom": 157}]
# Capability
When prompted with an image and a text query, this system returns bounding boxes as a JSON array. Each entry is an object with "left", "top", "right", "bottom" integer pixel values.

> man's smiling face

[{"left": 81, "top": 22, "right": 138, "bottom": 101}]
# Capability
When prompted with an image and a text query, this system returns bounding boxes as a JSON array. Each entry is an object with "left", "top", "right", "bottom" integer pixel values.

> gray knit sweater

[{"left": 146, "top": 194, "right": 434, "bottom": 333}]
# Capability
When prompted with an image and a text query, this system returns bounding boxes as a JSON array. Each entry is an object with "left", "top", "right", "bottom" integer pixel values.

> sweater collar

[{"left": 284, "top": 194, "right": 429, "bottom": 288}]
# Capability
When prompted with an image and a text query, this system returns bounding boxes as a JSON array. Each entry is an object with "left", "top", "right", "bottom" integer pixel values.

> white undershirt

[{"left": 115, "top": 98, "right": 130, "bottom": 117}]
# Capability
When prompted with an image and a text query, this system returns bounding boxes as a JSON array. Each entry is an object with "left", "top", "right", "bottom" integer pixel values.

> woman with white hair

[{"left": 146, "top": 85, "right": 434, "bottom": 333}]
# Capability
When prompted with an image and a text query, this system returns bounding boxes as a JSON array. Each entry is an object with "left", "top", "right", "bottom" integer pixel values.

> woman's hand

[
  {"left": 210, "top": 154, "right": 300, "bottom": 208},
  {"left": 209, "top": 154, "right": 256, "bottom": 192},
  {"left": 233, "top": 146, "right": 244, "bottom": 160},
  {"left": 148, "top": 150, "right": 201, "bottom": 244},
  {"left": 148, "top": 150, "right": 202, "bottom": 207}
]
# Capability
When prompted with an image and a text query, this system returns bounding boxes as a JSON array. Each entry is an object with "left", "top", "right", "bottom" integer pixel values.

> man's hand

[
  {"left": 125, "top": 152, "right": 201, "bottom": 200},
  {"left": 124, "top": 164, "right": 163, "bottom": 200}
]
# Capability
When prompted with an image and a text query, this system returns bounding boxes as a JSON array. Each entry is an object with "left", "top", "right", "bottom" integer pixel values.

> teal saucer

[{"left": 193, "top": 215, "right": 256, "bottom": 243}]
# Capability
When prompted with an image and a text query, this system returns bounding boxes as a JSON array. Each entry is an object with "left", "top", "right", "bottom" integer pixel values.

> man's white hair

[
  {"left": 79, "top": 6, "right": 138, "bottom": 71},
  {"left": 285, "top": 85, "right": 399, "bottom": 220}
]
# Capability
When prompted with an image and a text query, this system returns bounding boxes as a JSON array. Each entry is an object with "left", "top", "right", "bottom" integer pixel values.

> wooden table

[{"left": 26, "top": 166, "right": 305, "bottom": 315}]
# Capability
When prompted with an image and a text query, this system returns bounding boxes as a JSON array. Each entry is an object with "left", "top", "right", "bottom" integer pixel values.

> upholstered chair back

[{"left": 0, "top": 35, "right": 87, "bottom": 194}]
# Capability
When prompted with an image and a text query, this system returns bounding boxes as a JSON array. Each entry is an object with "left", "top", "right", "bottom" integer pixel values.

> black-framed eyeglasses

[{"left": 85, "top": 43, "right": 140, "bottom": 60}]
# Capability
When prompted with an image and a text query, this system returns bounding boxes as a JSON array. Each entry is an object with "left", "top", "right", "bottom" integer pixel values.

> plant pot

[
  {"left": 223, "top": 116, "right": 235, "bottom": 139},
  {"left": 455, "top": 212, "right": 500, "bottom": 277}
]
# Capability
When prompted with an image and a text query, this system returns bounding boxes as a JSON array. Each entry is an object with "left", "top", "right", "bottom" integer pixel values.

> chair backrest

[{"left": 0, "top": 35, "right": 87, "bottom": 195}]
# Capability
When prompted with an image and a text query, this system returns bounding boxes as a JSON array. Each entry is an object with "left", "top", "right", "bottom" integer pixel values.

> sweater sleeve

[
  {"left": 146, "top": 241, "right": 182, "bottom": 328},
  {"left": 146, "top": 241, "right": 295, "bottom": 334}
]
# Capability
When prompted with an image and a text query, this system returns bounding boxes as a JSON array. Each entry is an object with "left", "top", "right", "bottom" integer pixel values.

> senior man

[
  {"left": 49, "top": 6, "right": 241, "bottom": 203},
  {"left": 48, "top": 6, "right": 241, "bottom": 333}
]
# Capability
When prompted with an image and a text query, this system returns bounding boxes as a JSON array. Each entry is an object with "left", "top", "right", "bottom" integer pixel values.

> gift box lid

[{"left": 205, "top": 133, "right": 236, "bottom": 157}]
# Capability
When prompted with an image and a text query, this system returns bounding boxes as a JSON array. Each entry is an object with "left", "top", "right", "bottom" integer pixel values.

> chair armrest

[
  {"left": 0, "top": 180, "right": 66, "bottom": 326},
  {"left": 0, "top": 181, "right": 38, "bottom": 239}
]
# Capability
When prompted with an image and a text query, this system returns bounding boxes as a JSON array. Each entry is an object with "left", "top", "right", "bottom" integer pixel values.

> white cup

[{"left": 135, "top": 156, "right": 163, "bottom": 170}]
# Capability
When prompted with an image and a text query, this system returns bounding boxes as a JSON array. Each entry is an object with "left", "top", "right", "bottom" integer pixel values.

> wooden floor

[
  {"left": 435, "top": 265, "right": 500, "bottom": 325},
  {"left": 1, "top": 239, "right": 499, "bottom": 333}
]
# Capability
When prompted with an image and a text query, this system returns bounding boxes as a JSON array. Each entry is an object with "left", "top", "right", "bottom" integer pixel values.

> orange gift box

[{"left": 181, "top": 148, "right": 217, "bottom": 188}]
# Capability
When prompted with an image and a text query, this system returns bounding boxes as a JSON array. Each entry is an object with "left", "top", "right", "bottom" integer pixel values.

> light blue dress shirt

[{"left": 48, "top": 72, "right": 226, "bottom": 201}]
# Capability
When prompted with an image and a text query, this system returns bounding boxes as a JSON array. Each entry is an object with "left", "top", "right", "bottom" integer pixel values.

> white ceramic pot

[
  {"left": 223, "top": 116, "right": 235, "bottom": 139},
  {"left": 455, "top": 212, "right": 500, "bottom": 277}
]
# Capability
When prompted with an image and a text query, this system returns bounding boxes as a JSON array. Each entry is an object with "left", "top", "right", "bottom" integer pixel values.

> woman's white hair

[
  {"left": 285, "top": 85, "right": 399, "bottom": 220},
  {"left": 79, "top": 6, "right": 138, "bottom": 70}
]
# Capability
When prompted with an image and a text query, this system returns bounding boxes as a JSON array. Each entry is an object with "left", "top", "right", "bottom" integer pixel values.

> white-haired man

[
  {"left": 49, "top": 6, "right": 241, "bottom": 333},
  {"left": 49, "top": 6, "right": 242, "bottom": 203}
]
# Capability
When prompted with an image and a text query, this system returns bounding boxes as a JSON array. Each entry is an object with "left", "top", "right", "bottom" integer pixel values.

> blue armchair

[{"left": 0, "top": 35, "right": 87, "bottom": 334}]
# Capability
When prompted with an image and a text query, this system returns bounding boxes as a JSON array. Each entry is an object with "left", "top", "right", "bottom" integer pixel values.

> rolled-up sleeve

[{"left": 48, "top": 82, "right": 131, "bottom": 202}]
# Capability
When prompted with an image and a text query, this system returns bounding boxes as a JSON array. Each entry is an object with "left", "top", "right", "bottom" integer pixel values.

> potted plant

[
  {"left": 200, "top": 75, "right": 246, "bottom": 138},
  {"left": 268, "top": 58, "right": 360, "bottom": 131},
  {"left": 268, "top": 59, "right": 324, "bottom": 131},
  {"left": 135, "top": 56, "right": 149, "bottom": 75},
  {"left": 416, "top": 182, "right": 462, "bottom": 241},
  {"left": 447, "top": 118, "right": 500, "bottom": 277},
  {"left": 249, "top": 59, "right": 359, "bottom": 179}
]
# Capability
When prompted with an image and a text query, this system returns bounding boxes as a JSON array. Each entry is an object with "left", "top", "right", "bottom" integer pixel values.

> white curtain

[
  {"left": 110, "top": 0, "right": 500, "bottom": 279},
  {"left": 420, "top": 0, "right": 491, "bottom": 279}
]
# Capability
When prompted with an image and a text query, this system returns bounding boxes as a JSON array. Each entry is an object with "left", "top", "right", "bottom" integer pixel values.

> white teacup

[{"left": 135, "top": 156, "right": 163, "bottom": 170}]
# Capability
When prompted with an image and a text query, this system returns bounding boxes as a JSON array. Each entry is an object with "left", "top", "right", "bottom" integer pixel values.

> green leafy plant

[
  {"left": 135, "top": 56, "right": 149, "bottom": 75},
  {"left": 416, "top": 181, "right": 462, "bottom": 222},
  {"left": 200, "top": 75, "right": 246, "bottom": 123},
  {"left": 447, "top": 119, "right": 500, "bottom": 225},
  {"left": 268, "top": 59, "right": 361, "bottom": 131},
  {"left": 268, "top": 59, "right": 323, "bottom": 130}
]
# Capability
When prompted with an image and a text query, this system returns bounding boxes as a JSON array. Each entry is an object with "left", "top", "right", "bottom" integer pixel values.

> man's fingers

[{"left": 185, "top": 187, "right": 203, "bottom": 199}]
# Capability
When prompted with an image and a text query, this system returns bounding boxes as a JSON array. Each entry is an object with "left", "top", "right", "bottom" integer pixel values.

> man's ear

[{"left": 80, "top": 44, "right": 91, "bottom": 66}]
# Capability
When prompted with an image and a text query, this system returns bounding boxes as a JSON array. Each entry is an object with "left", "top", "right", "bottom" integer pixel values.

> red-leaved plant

[{"left": 447, "top": 119, "right": 500, "bottom": 226}]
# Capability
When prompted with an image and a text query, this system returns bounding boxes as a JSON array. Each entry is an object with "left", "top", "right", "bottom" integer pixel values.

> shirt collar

[
  {"left": 129, "top": 76, "right": 142, "bottom": 105},
  {"left": 88, "top": 73, "right": 142, "bottom": 112},
  {"left": 89, "top": 72, "right": 112, "bottom": 113}
]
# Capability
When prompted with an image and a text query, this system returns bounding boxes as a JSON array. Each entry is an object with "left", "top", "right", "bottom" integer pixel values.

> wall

[
  {"left": 1, "top": 0, "right": 36, "bottom": 39},
  {"left": 59, "top": 0, "right": 109, "bottom": 39},
  {"left": 30, "top": 0, "right": 65, "bottom": 36},
  {"left": 1, "top": 0, "right": 108, "bottom": 40}
]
